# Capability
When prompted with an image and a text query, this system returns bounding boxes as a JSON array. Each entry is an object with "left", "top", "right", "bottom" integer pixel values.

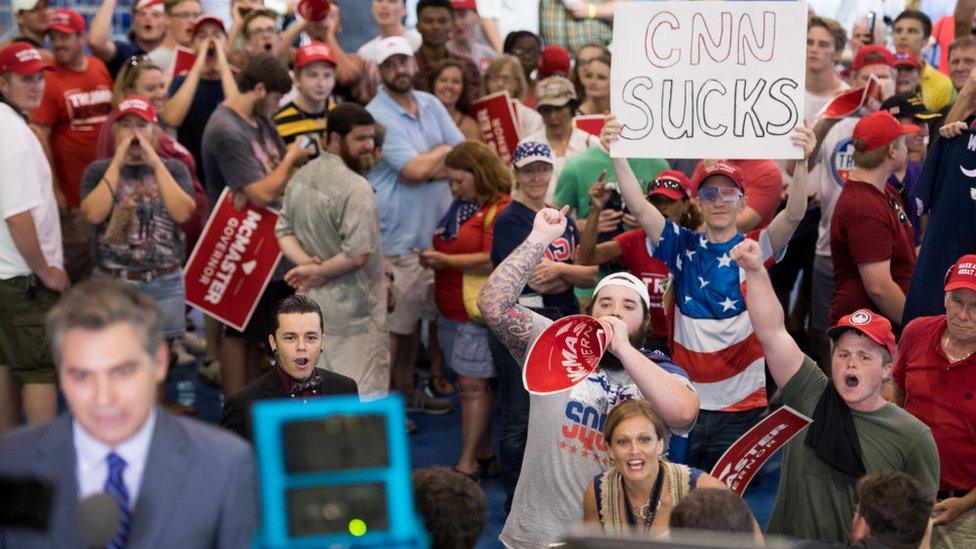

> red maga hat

[
  {"left": 852, "top": 110, "right": 920, "bottom": 152},
  {"left": 853, "top": 44, "right": 894, "bottom": 70},
  {"left": 945, "top": 254, "right": 976, "bottom": 293},
  {"left": 47, "top": 8, "right": 86, "bottom": 35},
  {"left": 0, "top": 42, "right": 51, "bottom": 75},
  {"left": 294, "top": 41, "right": 336, "bottom": 69}
]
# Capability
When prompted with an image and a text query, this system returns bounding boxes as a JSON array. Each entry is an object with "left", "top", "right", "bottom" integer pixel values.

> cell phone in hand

[{"left": 298, "top": 135, "right": 320, "bottom": 159}]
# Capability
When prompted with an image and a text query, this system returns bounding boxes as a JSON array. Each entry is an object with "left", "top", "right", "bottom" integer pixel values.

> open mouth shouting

[{"left": 625, "top": 458, "right": 646, "bottom": 473}]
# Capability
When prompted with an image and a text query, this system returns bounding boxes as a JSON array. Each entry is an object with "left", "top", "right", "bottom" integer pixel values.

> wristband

[{"left": 587, "top": 3, "right": 597, "bottom": 19}]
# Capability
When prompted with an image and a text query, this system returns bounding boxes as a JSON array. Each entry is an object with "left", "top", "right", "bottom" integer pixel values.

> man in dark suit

[
  {"left": 0, "top": 278, "right": 257, "bottom": 548},
  {"left": 220, "top": 295, "right": 359, "bottom": 441}
]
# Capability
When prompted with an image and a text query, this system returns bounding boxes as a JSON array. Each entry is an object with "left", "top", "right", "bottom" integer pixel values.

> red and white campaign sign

[
  {"left": 819, "top": 76, "right": 882, "bottom": 119},
  {"left": 573, "top": 115, "right": 605, "bottom": 137},
  {"left": 524, "top": 315, "right": 608, "bottom": 395},
  {"left": 470, "top": 91, "right": 521, "bottom": 164},
  {"left": 183, "top": 188, "right": 282, "bottom": 331},
  {"left": 711, "top": 406, "right": 812, "bottom": 496},
  {"left": 170, "top": 45, "right": 196, "bottom": 79}
]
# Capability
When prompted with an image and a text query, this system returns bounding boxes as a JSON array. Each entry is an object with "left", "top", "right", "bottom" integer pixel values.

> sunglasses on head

[
  {"left": 648, "top": 178, "right": 685, "bottom": 193},
  {"left": 698, "top": 185, "right": 743, "bottom": 204}
]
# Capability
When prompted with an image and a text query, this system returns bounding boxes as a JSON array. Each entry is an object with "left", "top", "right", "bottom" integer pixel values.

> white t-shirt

[
  {"left": 476, "top": 0, "right": 540, "bottom": 40},
  {"left": 812, "top": 115, "right": 860, "bottom": 257},
  {"left": 0, "top": 103, "right": 63, "bottom": 279}
]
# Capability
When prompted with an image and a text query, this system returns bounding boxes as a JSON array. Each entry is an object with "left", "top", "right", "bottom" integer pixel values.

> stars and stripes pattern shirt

[{"left": 648, "top": 220, "right": 782, "bottom": 411}]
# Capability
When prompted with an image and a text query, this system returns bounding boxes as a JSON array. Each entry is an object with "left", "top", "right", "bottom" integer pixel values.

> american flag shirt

[{"left": 648, "top": 220, "right": 782, "bottom": 411}]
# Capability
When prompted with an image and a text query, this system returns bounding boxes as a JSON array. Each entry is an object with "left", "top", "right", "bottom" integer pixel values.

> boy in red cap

[
  {"left": 888, "top": 253, "right": 976, "bottom": 547},
  {"left": 829, "top": 110, "right": 919, "bottom": 327},
  {"left": 0, "top": 42, "right": 65, "bottom": 431},
  {"left": 273, "top": 41, "right": 340, "bottom": 149},
  {"left": 31, "top": 8, "right": 114, "bottom": 283},
  {"left": 732, "top": 237, "right": 938, "bottom": 543}
]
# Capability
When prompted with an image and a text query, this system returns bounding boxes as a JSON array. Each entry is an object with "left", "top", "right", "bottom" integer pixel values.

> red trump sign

[
  {"left": 183, "top": 188, "right": 282, "bottom": 331},
  {"left": 470, "top": 91, "right": 521, "bottom": 164}
]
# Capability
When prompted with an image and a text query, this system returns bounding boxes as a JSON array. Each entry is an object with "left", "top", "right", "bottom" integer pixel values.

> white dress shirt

[{"left": 73, "top": 408, "right": 157, "bottom": 508}]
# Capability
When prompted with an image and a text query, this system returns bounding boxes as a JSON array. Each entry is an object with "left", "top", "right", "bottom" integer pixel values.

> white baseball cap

[
  {"left": 593, "top": 272, "right": 651, "bottom": 310},
  {"left": 13, "top": 0, "right": 41, "bottom": 12},
  {"left": 374, "top": 36, "right": 414, "bottom": 66}
]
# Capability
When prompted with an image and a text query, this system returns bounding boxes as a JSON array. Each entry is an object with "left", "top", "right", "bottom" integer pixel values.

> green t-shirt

[
  {"left": 553, "top": 147, "right": 668, "bottom": 300},
  {"left": 552, "top": 146, "right": 668, "bottom": 219},
  {"left": 766, "top": 356, "right": 940, "bottom": 543}
]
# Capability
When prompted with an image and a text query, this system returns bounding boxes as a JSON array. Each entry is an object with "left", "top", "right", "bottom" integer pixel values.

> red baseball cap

[
  {"left": 47, "top": 8, "right": 86, "bottom": 35},
  {"left": 892, "top": 49, "right": 921, "bottom": 69},
  {"left": 134, "top": 0, "right": 164, "bottom": 11},
  {"left": 852, "top": 110, "right": 920, "bottom": 152},
  {"left": 294, "top": 41, "right": 336, "bottom": 70},
  {"left": 451, "top": 0, "right": 478, "bottom": 11},
  {"left": 648, "top": 169, "right": 692, "bottom": 201},
  {"left": 945, "top": 254, "right": 976, "bottom": 293},
  {"left": 537, "top": 44, "right": 571, "bottom": 78},
  {"left": 114, "top": 95, "right": 158, "bottom": 123},
  {"left": 853, "top": 44, "right": 894, "bottom": 71},
  {"left": 699, "top": 162, "right": 745, "bottom": 192},
  {"left": 190, "top": 14, "right": 225, "bottom": 37},
  {"left": 827, "top": 309, "right": 897, "bottom": 358},
  {"left": 0, "top": 42, "right": 52, "bottom": 76}
]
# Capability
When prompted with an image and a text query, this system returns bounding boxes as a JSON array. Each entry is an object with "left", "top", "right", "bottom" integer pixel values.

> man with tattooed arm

[{"left": 477, "top": 206, "right": 700, "bottom": 548}]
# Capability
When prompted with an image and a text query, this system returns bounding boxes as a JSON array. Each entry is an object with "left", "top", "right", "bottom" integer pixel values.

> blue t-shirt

[
  {"left": 365, "top": 88, "right": 464, "bottom": 255},
  {"left": 903, "top": 132, "right": 976, "bottom": 324},
  {"left": 168, "top": 76, "right": 225, "bottom": 184},
  {"left": 491, "top": 200, "right": 581, "bottom": 316}
]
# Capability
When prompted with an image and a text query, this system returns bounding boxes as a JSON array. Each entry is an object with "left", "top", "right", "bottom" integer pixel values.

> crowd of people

[{"left": 0, "top": 0, "right": 974, "bottom": 548}]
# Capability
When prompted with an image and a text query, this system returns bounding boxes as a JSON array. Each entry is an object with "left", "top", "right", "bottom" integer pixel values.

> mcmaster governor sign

[
  {"left": 609, "top": 1, "right": 807, "bottom": 159},
  {"left": 183, "top": 189, "right": 283, "bottom": 331}
]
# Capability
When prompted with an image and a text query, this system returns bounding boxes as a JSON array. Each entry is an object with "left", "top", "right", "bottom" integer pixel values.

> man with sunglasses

[
  {"left": 602, "top": 115, "right": 817, "bottom": 473},
  {"left": 829, "top": 110, "right": 919, "bottom": 329}
]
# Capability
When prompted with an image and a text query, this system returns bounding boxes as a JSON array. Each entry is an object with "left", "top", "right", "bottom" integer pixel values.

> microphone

[
  {"left": 0, "top": 475, "right": 53, "bottom": 531},
  {"left": 77, "top": 493, "right": 121, "bottom": 549}
]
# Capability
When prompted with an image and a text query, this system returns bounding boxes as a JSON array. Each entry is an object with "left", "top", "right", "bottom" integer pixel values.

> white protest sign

[{"left": 609, "top": 1, "right": 807, "bottom": 160}]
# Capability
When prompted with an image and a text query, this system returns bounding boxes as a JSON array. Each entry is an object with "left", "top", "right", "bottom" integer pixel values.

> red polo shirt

[{"left": 892, "top": 315, "right": 976, "bottom": 491}]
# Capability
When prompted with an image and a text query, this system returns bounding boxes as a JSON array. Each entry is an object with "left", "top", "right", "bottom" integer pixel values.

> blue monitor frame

[{"left": 252, "top": 395, "right": 427, "bottom": 548}]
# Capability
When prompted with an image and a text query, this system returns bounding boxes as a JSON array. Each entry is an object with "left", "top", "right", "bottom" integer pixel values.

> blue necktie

[{"left": 105, "top": 452, "right": 132, "bottom": 549}]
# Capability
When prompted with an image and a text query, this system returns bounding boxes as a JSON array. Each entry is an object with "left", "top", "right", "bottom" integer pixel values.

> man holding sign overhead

[{"left": 478, "top": 206, "right": 699, "bottom": 548}]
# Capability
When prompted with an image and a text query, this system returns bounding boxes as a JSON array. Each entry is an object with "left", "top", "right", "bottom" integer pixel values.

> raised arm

[
  {"left": 600, "top": 115, "right": 666, "bottom": 244},
  {"left": 730, "top": 239, "right": 804, "bottom": 389},
  {"left": 88, "top": 0, "right": 119, "bottom": 62},
  {"left": 477, "top": 207, "right": 569, "bottom": 361},
  {"left": 765, "top": 124, "right": 817, "bottom": 252}
]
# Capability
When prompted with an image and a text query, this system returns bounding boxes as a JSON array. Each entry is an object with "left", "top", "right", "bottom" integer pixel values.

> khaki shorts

[
  {"left": 386, "top": 253, "right": 437, "bottom": 335},
  {"left": 0, "top": 276, "right": 58, "bottom": 384},
  {"left": 932, "top": 504, "right": 976, "bottom": 549}
]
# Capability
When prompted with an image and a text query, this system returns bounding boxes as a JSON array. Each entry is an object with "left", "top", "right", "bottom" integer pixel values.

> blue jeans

[{"left": 687, "top": 408, "right": 764, "bottom": 473}]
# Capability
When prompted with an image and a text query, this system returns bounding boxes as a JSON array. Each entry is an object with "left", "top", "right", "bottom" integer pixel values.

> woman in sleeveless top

[{"left": 583, "top": 400, "right": 729, "bottom": 537}]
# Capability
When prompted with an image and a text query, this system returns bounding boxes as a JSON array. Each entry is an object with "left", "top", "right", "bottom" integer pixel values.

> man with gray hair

[{"left": 0, "top": 278, "right": 257, "bottom": 548}]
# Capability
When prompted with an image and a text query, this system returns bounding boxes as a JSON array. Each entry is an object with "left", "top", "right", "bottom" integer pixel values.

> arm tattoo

[{"left": 479, "top": 239, "right": 548, "bottom": 360}]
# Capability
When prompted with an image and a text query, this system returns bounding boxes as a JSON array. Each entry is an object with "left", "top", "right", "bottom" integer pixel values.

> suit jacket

[
  {"left": 219, "top": 367, "right": 359, "bottom": 441},
  {"left": 0, "top": 409, "right": 257, "bottom": 549}
]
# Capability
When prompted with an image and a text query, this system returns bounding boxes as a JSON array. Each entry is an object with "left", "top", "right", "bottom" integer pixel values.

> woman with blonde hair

[
  {"left": 420, "top": 140, "right": 513, "bottom": 481},
  {"left": 482, "top": 54, "right": 543, "bottom": 138},
  {"left": 583, "top": 399, "right": 728, "bottom": 536}
]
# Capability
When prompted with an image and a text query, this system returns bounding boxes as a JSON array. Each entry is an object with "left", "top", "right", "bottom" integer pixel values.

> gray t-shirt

[
  {"left": 276, "top": 152, "right": 386, "bottom": 332},
  {"left": 500, "top": 313, "right": 695, "bottom": 548},
  {"left": 80, "top": 158, "right": 193, "bottom": 270}
]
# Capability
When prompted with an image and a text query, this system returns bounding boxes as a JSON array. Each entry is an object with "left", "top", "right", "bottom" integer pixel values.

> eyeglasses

[
  {"left": 698, "top": 186, "right": 743, "bottom": 204},
  {"left": 249, "top": 26, "right": 278, "bottom": 37},
  {"left": 888, "top": 196, "right": 908, "bottom": 224},
  {"left": 169, "top": 10, "right": 202, "bottom": 20}
]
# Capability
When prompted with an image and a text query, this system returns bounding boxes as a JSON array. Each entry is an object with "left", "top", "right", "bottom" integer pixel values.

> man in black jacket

[{"left": 220, "top": 295, "right": 358, "bottom": 441}]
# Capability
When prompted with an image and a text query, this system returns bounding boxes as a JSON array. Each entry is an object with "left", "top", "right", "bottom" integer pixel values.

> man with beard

[
  {"left": 201, "top": 53, "right": 311, "bottom": 398},
  {"left": 366, "top": 35, "right": 462, "bottom": 419},
  {"left": 275, "top": 103, "right": 391, "bottom": 397},
  {"left": 478, "top": 207, "right": 699, "bottom": 548},
  {"left": 89, "top": 0, "right": 169, "bottom": 77}
]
